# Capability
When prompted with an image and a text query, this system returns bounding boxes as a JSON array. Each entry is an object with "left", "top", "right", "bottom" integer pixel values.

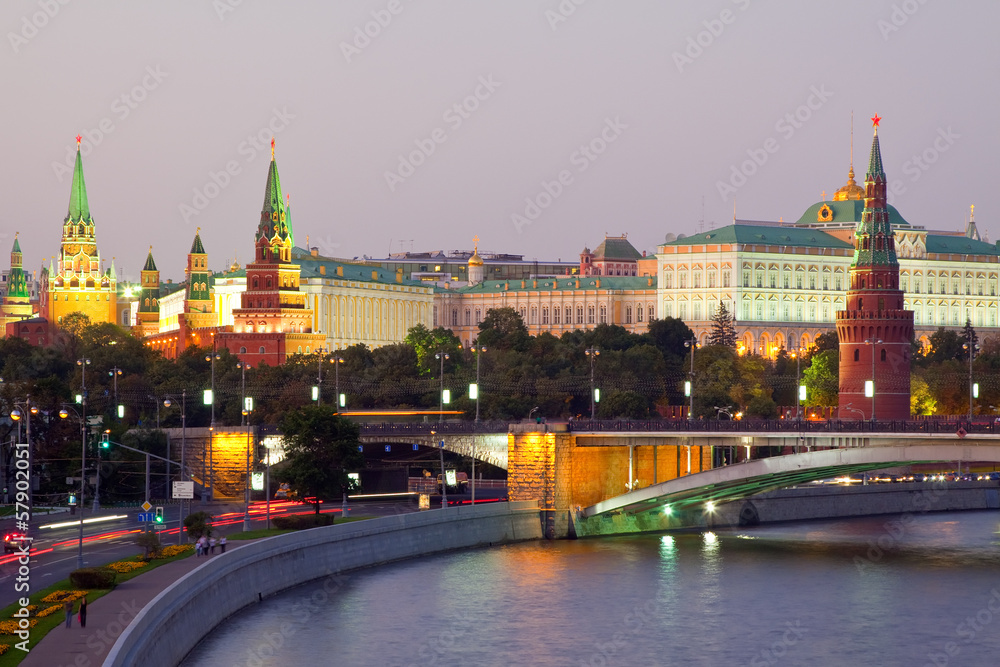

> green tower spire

[
  {"left": 66, "top": 140, "right": 93, "bottom": 224},
  {"left": 256, "top": 140, "right": 293, "bottom": 246},
  {"left": 143, "top": 248, "right": 157, "bottom": 272},
  {"left": 851, "top": 115, "right": 897, "bottom": 269},
  {"left": 6, "top": 234, "right": 29, "bottom": 300}
]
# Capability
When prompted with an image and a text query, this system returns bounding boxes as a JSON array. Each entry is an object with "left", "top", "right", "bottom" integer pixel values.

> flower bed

[
  {"left": 159, "top": 544, "right": 193, "bottom": 558},
  {"left": 40, "top": 590, "right": 87, "bottom": 604},
  {"left": 106, "top": 560, "right": 148, "bottom": 574},
  {"left": 0, "top": 620, "right": 36, "bottom": 635},
  {"left": 35, "top": 604, "right": 63, "bottom": 619}
]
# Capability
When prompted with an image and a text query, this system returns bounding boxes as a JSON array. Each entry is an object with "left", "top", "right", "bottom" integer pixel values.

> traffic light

[
  {"left": 101, "top": 432, "right": 110, "bottom": 449},
  {"left": 154, "top": 506, "right": 164, "bottom": 524}
]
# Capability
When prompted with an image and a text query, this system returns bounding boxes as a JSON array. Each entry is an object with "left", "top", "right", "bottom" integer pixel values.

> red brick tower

[{"left": 836, "top": 116, "right": 913, "bottom": 420}]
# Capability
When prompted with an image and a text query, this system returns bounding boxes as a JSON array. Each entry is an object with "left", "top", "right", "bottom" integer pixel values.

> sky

[{"left": 3, "top": 0, "right": 999, "bottom": 282}]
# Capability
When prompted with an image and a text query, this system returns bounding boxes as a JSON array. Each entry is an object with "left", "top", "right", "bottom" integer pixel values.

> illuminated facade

[{"left": 47, "top": 139, "right": 118, "bottom": 326}]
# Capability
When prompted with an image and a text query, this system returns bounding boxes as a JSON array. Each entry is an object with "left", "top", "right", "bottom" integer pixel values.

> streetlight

[
  {"left": 237, "top": 361, "right": 248, "bottom": 426},
  {"left": 963, "top": 342, "right": 980, "bottom": 420},
  {"left": 9, "top": 399, "right": 37, "bottom": 536},
  {"left": 585, "top": 347, "right": 600, "bottom": 419},
  {"left": 205, "top": 349, "right": 221, "bottom": 503},
  {"left": 58, "top": 405, "right": 87, "bottom": 567},
  {"left": 469, "top": 343, "right": 487, "bottom": 506},
  {"left": 108, "top": 367, "right": 123, "bottom": 418},
  {"left": 163, "top": 391, "right": 187, "bottom": 544},
  {"left": 863, "top": 338, "right": 883, "bottom": 421},
  {"left": 332, "top": 354, "right": 345, "bottom": 411},
  {"left": 242, "top": 397, "right": 254, "bottom": 531},
  {"left": 684, "top": 339, "right": 698, "bottom": 420},
  {"left": 430, "top": 428, "right": 447, "bottom": 509},
  {"left": 790, "top": 348, "right": 804, "bottom": 421},
  {"left": 435, "top": 351, "right": 450, "bottom": 423}
]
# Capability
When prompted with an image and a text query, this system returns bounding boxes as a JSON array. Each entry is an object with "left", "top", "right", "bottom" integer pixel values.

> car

[{"left": 3, "top": 532, "right": 31, "bottom": 554}]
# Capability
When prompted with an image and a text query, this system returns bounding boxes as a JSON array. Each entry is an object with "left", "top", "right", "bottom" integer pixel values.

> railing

[
  {"left": 359, "top": 420, "right": 511, "bottom": 436},
  {"left": 360, "top": 419, "right": 1000, "bottom": 436}
]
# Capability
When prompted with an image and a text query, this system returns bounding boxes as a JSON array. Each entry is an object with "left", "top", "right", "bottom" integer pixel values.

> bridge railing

[
  {"left": 568, "top": 419, "right": 1000, "bottom": 434},
  {"left": 359, "top": 420, "right": 511, "bottom": 436}
]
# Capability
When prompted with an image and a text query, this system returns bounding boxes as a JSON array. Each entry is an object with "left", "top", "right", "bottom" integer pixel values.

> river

[{"left": 183, "top": 510, "right": 1000, "bottom": 667}]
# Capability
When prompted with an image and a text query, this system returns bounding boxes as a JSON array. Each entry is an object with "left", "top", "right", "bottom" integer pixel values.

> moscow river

[{"left": 184, "top": 510, "right": 1000, "bottom": 667}]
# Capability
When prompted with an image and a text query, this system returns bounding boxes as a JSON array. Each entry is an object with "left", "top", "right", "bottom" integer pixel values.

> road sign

[
  {"left": 172, "top": 481, "right": 194, "bottom": 499},
  {"left": 154, "top": 523, "right": 167, "bottom": 531},
  {"left": 251, "top": 472, "right": 264, "bottom": 491},
  {"left": 137, "top": 512, "right": 154, "bottom": 522},
  {"left": 141, "top": 501, "right": 152, "bottom": 512}
]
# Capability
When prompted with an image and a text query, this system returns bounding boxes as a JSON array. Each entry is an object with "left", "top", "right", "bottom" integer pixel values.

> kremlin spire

[{"left": 67, "top": 135, "right": 93, "bottom": 224}]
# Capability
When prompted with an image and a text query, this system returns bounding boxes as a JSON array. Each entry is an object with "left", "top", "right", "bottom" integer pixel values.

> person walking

[
  {"left": 220, "top": 535, "right": 227, "bottom": 554},
  {"left": 63, "top": 600, "right": 72, "bottom": 629},
  {"left": 78, "top": 597, "right": 87, "bottom": 628},
  {"left": 209, "top": 536, "right": 217, "bottom": 555},
  {"left": 195, "top": 537, "right": 202, "bottom": 557}
]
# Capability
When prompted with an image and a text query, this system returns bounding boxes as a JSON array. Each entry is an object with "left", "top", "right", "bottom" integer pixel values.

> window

[
  {"left": 783, "top": 303, "right": 790, "bottom": 320},
  {"left": 809, "top": 274, "right": 816, "bottom": 290},
  {"left": 259, "top": 346, "right": 266, "bottom": 354},
  {"left": 679, "top": 274, "right": 687, "bottom": 289},
  {"left": 783, "top": 273, "right": 790, "bottom": 289},
  {"left": 796, "top": 274, "right": 803, "bottom": 289},
  {"left": 465, "top": 309, "right": 471, "bottom": 326},
  {"left": 648, "top": 305, "right": 654, "bottom": 321},
  {"left": 796, "top": 304, "right": 803, "bottom": 321},
  {"left": 664, "top": 272, "right": 672, "bottom": 289},
  {"left": 577, "top": 306, "right": 584, "bottom": 324},
  {"left": 709, "top": 273, "right": 716, "bottom": 288},
  {"left": 723, "top": 272, "right": 730, "bottom": 288},
  {"left": 854, "top": 349, "right": 859, "bottom": 361},
  {"left": 599, "top": 305, "right": 607, "bottom": 323},
  {"left": 756, "top": 273, "right": 763, "bottom": 288},
  {"left": 625, "top": 306, "right": 632, "bottom": 324},
  {"left": 475, "top": 309, "right": 482, "bottom": 324},
  {"left": 588, "top": 306, "right": 595, "bottom": 324},
  {"left": 823, "top": 276, "right": 829, "bottom": 290},
  {"left": 694, "top": 274, "right": 701, "bottom": 288},
  {"left": 768, "top": 302, "right": 777, "bottom": 320},
  {"left": 530, "top": 307, "right": 537, "bottom": 324},
  {"left": 451, "top": 309, "right": 458, "bottom": 326},
  {"left": 880, "top": 349, "right": 886, "bottom": 362},
  {"left": 240, "top": 346, "right": 247, "bottom": 354},
  {"left": 835, "top": 277, "right": 842, "bottom": 290},
  {"left": 636, "top": 305, "right": 643, "bottom": 323},
  {"left": 743, "top": 272, "right": 750, "bottom": 288},
  {"left": 769, "top": 273, "right": 776, "bottom": 289},
  {"left": 553, "top": 307, "right": 560, "bottom": 325},
  {"left": 693, "top": 303, "right": 701, "bottom": 321},
  {"left": 679, "top": 303, "right": 687, "bottom": 320},
  {"left": 755, "top": 301, "right": 763, "bottom": 320}
]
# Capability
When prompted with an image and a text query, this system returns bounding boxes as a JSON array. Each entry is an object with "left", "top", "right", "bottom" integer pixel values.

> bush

[
  {"left": 271, "top": 514, "right": 335, "bottom": 530},
  {"left": 183, "top": 511, "right": 213, "bottom": 539},
  {"left": 69, "top": 567, "right": 117, "bottom": 589}
]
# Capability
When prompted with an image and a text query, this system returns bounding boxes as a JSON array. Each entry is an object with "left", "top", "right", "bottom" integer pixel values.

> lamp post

[
  {"left": 684, "top": 339, "right": 698, "bottom": 420},
  {"left": 58, "top": 405, "right": 87, "bottom": 567},
  {"left": 963, "top": 342, "right": 980, "bottom": 420},
  {"left": 470, "top": 343, "right": 487, "bottom": 505},
  {"left": 431, "top": 429, "right": 446, "bottom": 509},
  {"left": 330, "top": 353, "right": 345, "bottom": 410},
  {"left": 242, "top": 399, "right": 253, "bottom": 531},
  {"left": 163, "top": 391, "right": 187, "bottom": 544},
  {"left": 790, "top": 349, "right": 803, "bottom": 421},
  {"left": 108, "top": 367, "right": 122, "bottom": 418},
  {"left": 205, "top": 349, "right": 221, "bottom": 503},
  {"left": 9, "top": 399, "right": 36, "bottom": 536},
  {"left": 585, "top": 347, "right": 600, "bottom": 419},
  {"left": 237, "top": 361, "right": 248, "bottom": 425},
  {"left": 863, "top": 338, "right": 883, "bottom": 421},
  {"left": 315, "top": 347, "right": 325, "bottom": 406},
  {"left": 435, "top": 351, "right": 449, "bottom": 423}
]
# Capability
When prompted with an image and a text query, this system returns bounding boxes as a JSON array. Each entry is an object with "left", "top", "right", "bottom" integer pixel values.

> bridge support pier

[{"left": 507, "top": 428, "right": 712, "bottom": 538}]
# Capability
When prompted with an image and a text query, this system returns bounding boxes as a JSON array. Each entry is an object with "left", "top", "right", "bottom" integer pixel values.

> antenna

[{"left": 850, "top": 110, "right": 854, "bottom": 170}]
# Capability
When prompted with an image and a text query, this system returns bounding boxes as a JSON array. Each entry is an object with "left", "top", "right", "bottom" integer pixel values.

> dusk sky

[{"left": 3, "top": 0, "right": 998, "bottom": 282}]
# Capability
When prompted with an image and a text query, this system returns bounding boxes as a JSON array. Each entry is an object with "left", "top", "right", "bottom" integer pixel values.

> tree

[
  {"left": 277, "top": 406, "right": 365, "bottom": 515},
  {"left": 404, "top": 324, "right": 463, "bottom": 374},
  {"left": 927, "top": 327, "right": 963, "bottom": 363},
  {"left": 801, "top": 349, "right": 839, "bottom": 407},
  {"left": 707, "top": 303, "right": 737, "bottom": 348},
  {"left": 961, "top": 317, "right": 978, "bottom": 360},
  {"left": 645, "top": 317, "right": 695, "bottom": 363},
  {"left": 183, "top": 511, "right": 213, "bottom": 539},
  {"left": 910, "top": 374, "right": 937, "bottom": 416},
  {"left": 477, "top": 307, "right": 530, "bottom": 351}
]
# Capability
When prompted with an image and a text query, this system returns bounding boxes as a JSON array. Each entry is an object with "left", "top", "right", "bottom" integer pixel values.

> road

[{"left": 0, "top": 497, "right": 423, "bottom": 609}]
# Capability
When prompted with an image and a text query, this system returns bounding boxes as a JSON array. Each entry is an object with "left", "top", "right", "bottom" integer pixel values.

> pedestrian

[
  {"left": 78, "top": 597, "right": 87, "bottom": 628},
  {"left": 64, "top": 600, "right": 72, "bottom": 629},
  {"left": 195, "top": 537, "right": 202, "bottom": 557},
  {"left": 199, "top": 535, "right": 208, "bottom": 555},
  {"left": 220, "top": 535, "right": 227, "bottom": 554},
  {"left": 209, "top": 536, "right": 217, "bottom": 555}
]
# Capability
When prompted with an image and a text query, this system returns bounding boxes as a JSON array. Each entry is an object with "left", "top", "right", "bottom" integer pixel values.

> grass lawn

[{"left": 0, "top": 545, "right": 194, "bottom": 666}]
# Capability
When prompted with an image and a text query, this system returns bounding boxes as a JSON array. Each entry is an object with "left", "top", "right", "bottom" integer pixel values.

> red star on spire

[
  {"left": 75, "top": 134, "right": 82, "bottom": 146},
  {"left": 870, "top": 113, "right": 881, "bottom": 130},
  {"left": 270, "top": 137, "right": 275, "bottom": 159}
]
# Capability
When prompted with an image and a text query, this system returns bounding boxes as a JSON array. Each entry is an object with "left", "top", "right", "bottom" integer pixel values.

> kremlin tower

[
  {"left": 836, "top": 116, "right": 913, "bottom": 420},
  {"left": 47, "top": 137, "right": 117, "bottom": 326},
  {"left": 217, "top": 140, "right": 323, "bottom": 366},
  {"left": 135, "top": 247, "right": 160, "bottom": 337}
]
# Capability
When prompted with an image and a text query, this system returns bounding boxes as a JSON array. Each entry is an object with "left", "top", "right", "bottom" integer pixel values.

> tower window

[
  {"left": 854, "top": 349, "right": 859, "bottom": 362},
  {"left": 880, "top": 349, "right": 886, "bottom": 362}
]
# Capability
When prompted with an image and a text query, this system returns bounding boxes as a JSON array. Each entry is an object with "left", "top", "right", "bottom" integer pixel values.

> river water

[{"left": 184, "top": 511, "right": 1000, "bottom": 667}]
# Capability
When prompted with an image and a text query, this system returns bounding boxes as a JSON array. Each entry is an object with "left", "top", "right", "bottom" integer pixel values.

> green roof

[
  {"left": 456, "top": 275, "right": 655, "bottom": 295},
  {"left": 190, "top": 232, "right": 206, "bottom": 254},
  {"left": 6, "top": 237, "right": 28, "bottom": 300},
  {"left": 925, "top": 234, "right": 1000, "bottom": 256},
  {"left": 867, "top": 130, "right": 884, "bottom": 179},
  {"left": 66, "top": 148, "right": 92, "bottom": 223},
  {"left": 795, "top": 200, "right": 910, "bottom": 227},
  {"left": 11, "top": 237, "right": 21, "bottom": 255},
  {"left": 592, "top": 237, "right": 642, "bottom": 261},
  {"left": 291, "top": 247, "right": 430, "bottom": 288},
  {"left": 143, "top": 250, "right": 157, "bottom": 272},
  {"left": 662, "top": 224, "right": 854, "bottom": 250},
  {"left": 257, "top": 158, "right": 292, "bottom": 245}
]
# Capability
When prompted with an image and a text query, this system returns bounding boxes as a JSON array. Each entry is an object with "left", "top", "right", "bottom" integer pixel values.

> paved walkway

[{"left": 21, "top": 550, "right": 226, "bottom": 667}]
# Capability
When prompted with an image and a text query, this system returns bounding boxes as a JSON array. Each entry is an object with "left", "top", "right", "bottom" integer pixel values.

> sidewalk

[{"left": 21, "top": 552, "right": 215, "bottom": 667}]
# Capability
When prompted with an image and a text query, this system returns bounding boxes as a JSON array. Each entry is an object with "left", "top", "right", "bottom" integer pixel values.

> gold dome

[
  {"left": 468, "top": 235, "right": 483, "bottom": 266},
  {"left": 832, "top": 166, "right": 865, "bottom": 201}
]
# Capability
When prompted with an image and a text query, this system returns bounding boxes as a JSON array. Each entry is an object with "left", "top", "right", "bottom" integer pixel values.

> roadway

[{"left": 0, "top": 498, "right": 424, "bottom": 609}]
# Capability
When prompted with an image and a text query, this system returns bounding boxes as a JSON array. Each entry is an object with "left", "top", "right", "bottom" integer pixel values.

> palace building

[{"left": 657, "top": 138, "right": 998, "bottom": 355}]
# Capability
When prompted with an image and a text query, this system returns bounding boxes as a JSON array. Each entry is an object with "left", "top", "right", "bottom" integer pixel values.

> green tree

[
  {"left": 960, "top": 317, "right": 978, "bottom": 360},
  {"left": 183, "top": 511, "right": 213, "bottom": 539},
  {"left": 645, "top": 317, "right": 695, "bottom": 363},
  {"left": 404, "top": 324, "right": 462, "bottom": 374},
  {"left": 926, "top": 327, "right": 963, "bottom": 363},
  {"left": 910, "top": 374, "right": 937, "bottom": 415},
  {"left": 707, "top": 303, "right": 737, "bottom": 348},
  {"left": 801, "top": 349, "right": 839, "bottom": 407},
  {"left": 477, "top": 307, "right": 530, "bottom": 351},
  {"left": 277, "top": 406, "right": 365, "bottom": 515}
]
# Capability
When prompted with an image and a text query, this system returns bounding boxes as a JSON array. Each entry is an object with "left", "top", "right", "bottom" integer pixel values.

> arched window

[
  {"left": 253, "top": 277, "right": 259, "bottom": 289},
  {"left": 239, "top": 346, "right": 247, "bottom": 354},
  {"left": 259, "top": 346, "right": 266, "bottom": 354},
  {"left": 880, "top": 349, "right": 886, "bottom": 362},
  {"left": 854, "top": 349, "right": 859, "bottom": 362}
]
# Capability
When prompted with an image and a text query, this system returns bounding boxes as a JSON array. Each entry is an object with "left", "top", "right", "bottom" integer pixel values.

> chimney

[
  {"left": 372, "top": 270, "right": 379, "bottom": 281},
  {"left": 396, "top": 268, "right": 403, "bottom": 283},
  {"left": 319, "top": 265, "right": 326, "bottom": 275},
  {"left": 504, "top": 282, "right": 509, "bottom": 290},
  {"left": 596, "top": 278, "right": 601, "bottom": 288},
  {"left": 336, "top": 266, "right": 343, "bottom": 277},
  {"left": 532, "top": 279, "right": 537, "bottom": 289},
  {"left": 521, "top": 280, "right": 526, "bottom": 289},
  {"left": 311, "top": 247, "right": 319, "bottom": 257},
  {"left": 647, "top": 277, "right": 653, "bottom": 287},
  {"left": 575, "top": 279, "right": 580, "bottom": 288}
]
